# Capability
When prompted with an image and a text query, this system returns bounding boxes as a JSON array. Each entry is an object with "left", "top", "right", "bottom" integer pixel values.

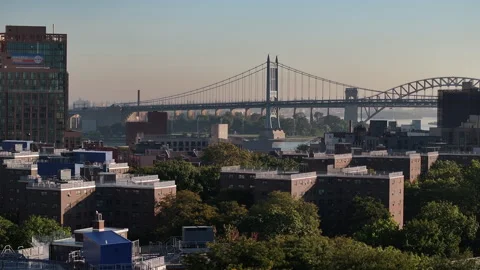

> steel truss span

[{"left": 72, "top": 56, "right": 480, "bottom": 122}]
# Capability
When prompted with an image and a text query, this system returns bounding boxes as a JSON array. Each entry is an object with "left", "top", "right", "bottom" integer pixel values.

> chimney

[
  {"left": 137, "top": 89, "right": 140, "bottom": 118},
  {"left": 92, "top": 211, "right": 105, "bottom": 231}
]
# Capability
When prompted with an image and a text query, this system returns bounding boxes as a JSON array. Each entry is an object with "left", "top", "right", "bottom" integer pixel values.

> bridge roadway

[{"left": 69, "top": 98, "right": 437, "bottom": 116}]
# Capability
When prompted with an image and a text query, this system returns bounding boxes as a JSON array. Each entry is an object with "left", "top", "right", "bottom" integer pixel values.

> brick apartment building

[
  {"left": 220, "top": 166, "right": 317, "bottom": 202},
  {"left": 303, "top": 151, "right": 421, "bottom": 183},
  {"left": 302, "top": 153, "right": 352, "bottom": 173},
  {"left": 421, "top": 151, "right": 439, "bottom": 175},
  {"left": 220, "top": 165, "right": 404, "bottom": 228},
  {"left": 25, "top": 177, "right": 97, "bottom": 229},
  {"left": 350, "top": 151, "right": 421, "bottom": 183},
  {"left": 14, "top": 170, "right": 176, "bottom": 232},
  {"left": 0, "top": 143, "right": 176, "bottom": 233}
]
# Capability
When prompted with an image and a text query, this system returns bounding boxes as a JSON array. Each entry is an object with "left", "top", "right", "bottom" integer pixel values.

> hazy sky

[{"left": 2, "top": 0, "right": 480, "bottom": 104}]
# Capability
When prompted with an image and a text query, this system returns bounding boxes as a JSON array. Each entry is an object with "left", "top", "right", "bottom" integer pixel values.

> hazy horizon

[{"left": 2, "top": 0, "right": 480, "bottom": 104}]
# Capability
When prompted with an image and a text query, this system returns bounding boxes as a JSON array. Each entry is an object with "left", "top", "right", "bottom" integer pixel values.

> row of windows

[
  {"left": 0, "top": 72, "right": 67, "bottom": 80},
  {"left": 7, "top": 42, "right": 65, "bottom": 50}
]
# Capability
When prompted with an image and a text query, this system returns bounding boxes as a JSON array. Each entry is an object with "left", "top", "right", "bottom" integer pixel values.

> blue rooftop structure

[
  {"left": 73, "top": 150, "right": 112, "bottom": 164},
  {"left": 83, "top": 230, "right": 132, "bottom": 266},
  {"left": 1, "top": 140, "right": 33, "bottom": 151}
]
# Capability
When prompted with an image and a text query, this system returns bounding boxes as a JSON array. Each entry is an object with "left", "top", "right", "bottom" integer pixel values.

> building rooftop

[
  {"left": 84, "top": 230, "right": 130, "bottom": 246},
  {"left": 0, "top": 150, "right": 39, "bottom": 158},
  {"left": 256, "top": 171, "right": 317, "bottom": 181},
  {"left": 98, "top": 174, "right": 176, "bottom": 189},
  {"left": 439, "top": 151, "right": 480, "bottom": 156},
  {"left": 106, "top": 162, "right": 129, "bottom": 169},
  {"left": 74, "top": 227, "right": 128, "bottom": 235},
  {"left": 352, "top": 154, "right": 420, "bottom": 159},
  {"left": 304, "top": 153, "right": 352, "bottom": 160},
  {"left": 2, "top": 160, "right": 38, "bottom": 170},
  {"left": 26, "top": 179, "right": 95, "bottom": 190},
  {"left": 51, "top": 238, "right": 83, "bottom": 248}
]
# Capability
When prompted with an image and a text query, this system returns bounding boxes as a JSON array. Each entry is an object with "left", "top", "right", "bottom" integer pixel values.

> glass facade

[{"left": 0, "top": 26, "right": 68, "bottom": 146}]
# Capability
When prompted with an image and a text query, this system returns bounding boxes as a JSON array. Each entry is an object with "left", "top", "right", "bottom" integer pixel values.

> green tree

[
  {"left": 241, "top": 192, "right": 321, "bottom": 240},
  {"left": 155, "top": 190, "right": 218, "bottom": 241},
  {"left": 296, "top": 144, "right": 310, "bottom": 152},
  {"left": 0, "top": 216, "right": 22, "bottom": 249},
  {"left": 353, "top": 217, "right": 401, "bottom": 248},
  {"left": 201, "top": 143, "right": 252, "bottom": 167},
  {"left": 20, "top": 216, "right": 71, "bottom": 247},
  {"left": 151, "top": 160, "right": 201, "bottom": 192},
  {"left": 342, "top": 196, "right": 391, "bottom": 236},
  {"left": 424, "top": 160, "right": 464, "bottom": 182},
  {"left": 215, "top": 201, "right": 248, "bottom": 235},
  {"left": 184, "top": 234, "right": 285, "bottom": 270},
  {"left": 185, "top": 233, "right": 437, "bottom": 270},
  {"left": 327, "top": 237, "right": 429, "bottom": 270},
  {"left": 195, "top": 165, "right": 221, "bottom": 201},
  {"left": 403, "top": 201, "right": 478, "bottom": 258}
]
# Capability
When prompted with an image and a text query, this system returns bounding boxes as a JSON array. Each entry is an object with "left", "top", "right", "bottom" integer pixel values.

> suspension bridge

[{"left": 69, "top": 55, "right": 480, "bottom": 129}]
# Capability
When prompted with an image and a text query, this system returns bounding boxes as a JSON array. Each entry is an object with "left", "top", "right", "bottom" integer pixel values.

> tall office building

[{"left": 0, "top": 25, "right": 68, "bottom": 146}]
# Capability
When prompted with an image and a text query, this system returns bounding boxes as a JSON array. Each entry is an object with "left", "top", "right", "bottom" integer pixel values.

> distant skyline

[{"left": 2, "top": 0, "right": 480, "bottom": 103}]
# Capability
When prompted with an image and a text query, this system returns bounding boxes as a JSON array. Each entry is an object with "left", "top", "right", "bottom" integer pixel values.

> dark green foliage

[
  {"left": 154, "top": 190, "right": 218, "bottom": 241},
  {"left": 403, "top": 201, "right": 478, "bottom": 258},
  {"left": 184, "top": 233, "right": 439, "bottom": 270},
  {"left": 201, "top": 142, "right": 253, "bottom": 167},
  {"left": 0, "top": 215, "right": 70, "bottom": 249},
  {"left": 354, "top": 217, "right": 401, "bottom": 248},
  {"left": 343, "top": 196, "right": 391, "bottom": 236},
  {"left": 241, "top": 191, "right": 321, "bottom": 240}
]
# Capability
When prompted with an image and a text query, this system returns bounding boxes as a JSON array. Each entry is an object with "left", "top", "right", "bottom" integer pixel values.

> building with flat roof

[
  {"left": 438, "top": 82, "right": 480, "bottom": 129},
  {"left": 0, "top": 25, "right": 68, "bottom": 146},
  {"left": 350, "top": 151, "right": 421, "bottom": 183},
  {"left": 22, "top": 172, "right": 176, "bottom": 233},
  {"left": 315, "top": 167, "right": 404, "bottom": 229},
  {"left": 220, "top": 165, "right": 404, "bottom": 228}
]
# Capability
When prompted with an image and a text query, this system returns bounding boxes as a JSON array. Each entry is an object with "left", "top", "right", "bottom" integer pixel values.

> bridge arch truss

[{"left": 361, "top": 77, "right": 480, "bottom": 121}]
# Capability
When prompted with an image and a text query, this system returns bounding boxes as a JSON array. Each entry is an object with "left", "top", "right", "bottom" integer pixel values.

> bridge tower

[
  {"left": 262, "top": 55, "right": 285, "bottom": 139},
  {"left": 344, "top": 88, "right": 358, "bottom": 124}
]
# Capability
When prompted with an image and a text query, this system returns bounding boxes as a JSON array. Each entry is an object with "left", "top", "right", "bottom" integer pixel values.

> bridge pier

[
  {"left": 174, "top": 110, "right": 182, "bottom": 119},
  {"left": 310, "top": 107, "right": 314, "bottom": 125},
  {"left": 187, "top": 110, "right": 196, "bottom": 120},
  {"left": 344, "top": 88, "right": 359, "bottom": 123}
]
